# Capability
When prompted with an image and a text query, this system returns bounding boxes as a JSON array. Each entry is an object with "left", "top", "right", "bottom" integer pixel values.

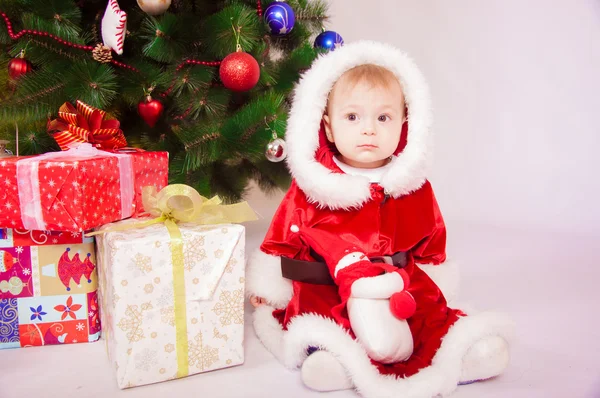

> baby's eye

[
  {"left": 378, "top": 115, "right": 390, "bottom": 122},
  {"left": 346, "top": 113, "right": 357, "bottom": 121}
]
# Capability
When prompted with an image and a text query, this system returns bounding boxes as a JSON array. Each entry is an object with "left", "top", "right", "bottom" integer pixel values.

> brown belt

[{"left": 281, "top": 251, "right": 408, "bottom": 285}]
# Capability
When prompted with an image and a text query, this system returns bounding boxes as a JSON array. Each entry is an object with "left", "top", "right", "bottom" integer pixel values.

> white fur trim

[
  {"left": 417, "top": 259, "right": 460, "bottom": 304},
  {"left": 253, "top": 308, "right": 514, "bottom": 398},
  {"left": 286, "top": 40, "right": 433, "bottom": 210},
  {"left": 246, "top": 249, "right": 292, "bottom": 309},
  {"left": 301, "top": 350, "right": 354, "bottom": 391}
]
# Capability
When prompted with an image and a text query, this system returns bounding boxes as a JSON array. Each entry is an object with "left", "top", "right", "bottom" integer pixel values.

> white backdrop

[{"left": 322, "top": 0, "right": 600, "bottom": 236}]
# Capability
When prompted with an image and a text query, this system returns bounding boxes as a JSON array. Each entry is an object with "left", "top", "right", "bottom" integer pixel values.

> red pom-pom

[
  {"left": 219, "top": 52, "right": 260, "bottom": 92},
  {"left": 390, "top": 291, "right": 416, "bottom": 320}
]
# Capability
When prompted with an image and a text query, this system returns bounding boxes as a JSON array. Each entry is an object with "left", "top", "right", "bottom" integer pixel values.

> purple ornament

[
  {"left": 314, "top": 30, "right": 344, "bottom": 52},
  {"left": 264, "top": 1, "right": 295, "bottom": 36}
]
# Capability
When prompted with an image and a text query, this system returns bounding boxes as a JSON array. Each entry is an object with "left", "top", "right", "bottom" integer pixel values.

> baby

[{"left": 247, "top": 41, "right": 513, "bottom": 397}]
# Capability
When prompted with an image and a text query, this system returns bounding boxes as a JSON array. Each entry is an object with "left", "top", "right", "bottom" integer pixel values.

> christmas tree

[{"left": 0, "top": 0, "right": 334, "bottom": 202}]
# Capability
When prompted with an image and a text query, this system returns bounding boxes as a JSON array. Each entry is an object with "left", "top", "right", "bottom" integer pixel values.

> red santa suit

[{"left": 246, "top": 40, "right": 513, "bottom": 397}]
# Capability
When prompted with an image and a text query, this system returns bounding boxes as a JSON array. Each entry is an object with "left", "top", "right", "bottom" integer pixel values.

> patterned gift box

[
  {"left": 0, "top": 149, "right": 168, "bottom": 232},
  {"left": 0, "top": 228, "right": 89, "bottom": 248},
  {"left": 0, "top": 228, "right": 100, "bottom": 349},
  {"left": 95, "top": 221, "right": 245, "bottom": 389}
]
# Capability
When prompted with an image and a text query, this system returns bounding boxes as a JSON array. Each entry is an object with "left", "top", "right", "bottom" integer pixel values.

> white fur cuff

[
  {"left": 416, "top": 259, "right": 460, "bottom": 304},
  {"left": 246, "top": 249, "right": 293, "bottom": 309}
]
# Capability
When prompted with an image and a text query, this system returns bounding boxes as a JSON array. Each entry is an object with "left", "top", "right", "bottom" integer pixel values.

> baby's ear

[{"left": 323, "top": 114, "right": 334, "bottom": 143}]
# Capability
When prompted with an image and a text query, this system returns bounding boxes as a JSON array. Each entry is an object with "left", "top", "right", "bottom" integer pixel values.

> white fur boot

[
  {"left": 459, "top": 335, "right": 510, "bottom": 384},
  {"left": 301, "top": 350, "right": 354, "bottom": 392}
]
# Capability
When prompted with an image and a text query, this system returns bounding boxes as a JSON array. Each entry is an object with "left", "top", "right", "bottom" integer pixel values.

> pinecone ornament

[{"left": 92, "top": 44, "right": 113, "bottom": 63}]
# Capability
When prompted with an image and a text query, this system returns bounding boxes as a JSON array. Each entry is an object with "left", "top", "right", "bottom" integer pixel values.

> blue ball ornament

[
  {"left": 314, "top": 30, "right": 344, "bottom": 52},
  {"left": 264, "top": 1, "right": 295, "bottom": 36}
]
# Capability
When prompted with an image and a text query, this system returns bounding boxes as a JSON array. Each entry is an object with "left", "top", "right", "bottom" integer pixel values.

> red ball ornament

[
  {"left": 138, "top": 96, "right": 164, "bottom": 128},
  {"left": 219, "top": 51, "right": 260, "bottom": 92},
  {"left": 8, "top": 56, "right": 32, "bottom": 80}
]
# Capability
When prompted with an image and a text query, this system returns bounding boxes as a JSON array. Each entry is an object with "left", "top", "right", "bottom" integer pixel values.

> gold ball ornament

[{"left": 137, "top": 0, "right": 172, "bottom": 16}]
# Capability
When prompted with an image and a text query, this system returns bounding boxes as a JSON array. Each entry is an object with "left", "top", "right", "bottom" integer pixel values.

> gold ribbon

[{"left": 88, "top": 184, "right": 257, "bottom": 378}]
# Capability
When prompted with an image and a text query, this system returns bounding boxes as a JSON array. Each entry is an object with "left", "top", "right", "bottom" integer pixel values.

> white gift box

[{"left": 95, "top": 221, "right": 245, "bottom": 389}]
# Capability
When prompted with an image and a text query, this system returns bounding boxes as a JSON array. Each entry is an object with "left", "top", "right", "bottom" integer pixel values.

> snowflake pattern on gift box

[
  {"left": 130, "top": 253, "right": 152, "bottom": 274},
  {"left": 160, "top": 307, "right": 175, "bottom": 327},
  {"left": 156, "top": 286, "right": 174, "bottom": 308},
  {"left": 188, "top": 332, "right": 219, "bottom": 371},
  {"left": 117, "top": 303, "right": 152, "bottom": 343},
  {"left": 199, "top": 261, "right": 213, "bottom": 276},
  {"left": 213, "top": 327, "right": 228, "bottom": 342},
  {"left": 224, "top": 258, "right": 237, "bottom": 274},
  {"left": 135, "top": 348, "right": 159, "bottom": 371},
  {"left": 183, "top": 235, "right": 206, "bottom": 271},
  {"left": 212, "top": 289, "right": 243, "bottom": 326}
]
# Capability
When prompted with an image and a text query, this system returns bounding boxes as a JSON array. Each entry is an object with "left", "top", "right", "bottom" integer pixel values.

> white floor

[{"left": 2, "top": 190, "right": 599, "bottom": 398}]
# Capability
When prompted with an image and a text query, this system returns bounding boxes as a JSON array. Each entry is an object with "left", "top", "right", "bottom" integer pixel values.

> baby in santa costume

[{"left": 247, "top": 40, "right": 513, "bottom": 397}]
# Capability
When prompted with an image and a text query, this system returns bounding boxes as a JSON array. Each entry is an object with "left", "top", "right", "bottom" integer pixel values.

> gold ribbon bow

[
  {"left": 89, "top": 184, "right": 257, "bottom": 378},
  {"left": 47, "top": 100, "right": 127, "bottom": 151}
]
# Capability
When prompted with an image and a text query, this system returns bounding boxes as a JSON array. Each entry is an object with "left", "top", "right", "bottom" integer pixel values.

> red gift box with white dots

[{"left": 0, "top": 151, "right": 168, "bottom": 232}]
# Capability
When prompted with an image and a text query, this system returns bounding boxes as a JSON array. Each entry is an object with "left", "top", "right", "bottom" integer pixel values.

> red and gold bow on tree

[{"left": 47, "top": 100, "right": 127, "bottom": 151}]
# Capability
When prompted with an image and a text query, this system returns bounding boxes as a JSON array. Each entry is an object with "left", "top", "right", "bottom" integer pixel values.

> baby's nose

[{"left": 362, "top": 128, "right": 376, "bottom": 135}]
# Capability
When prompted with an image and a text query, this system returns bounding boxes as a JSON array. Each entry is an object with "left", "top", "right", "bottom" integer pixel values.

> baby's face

[{"left": 323, "top": 76, "right": 406, "bottom": 169}]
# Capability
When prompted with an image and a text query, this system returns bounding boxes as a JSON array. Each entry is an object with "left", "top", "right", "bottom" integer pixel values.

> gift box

[
  {"left": 96, "top": 221, "right": 246, "bottom": 389},
  {"left": 0, "top": 228, "right": 89, "bottom": 248},
  {"left": 0, "top": 146, "right": 169, "bottom": 232},
  {"left": 0, "top": 228, "right": 101, "bottom": 349}
]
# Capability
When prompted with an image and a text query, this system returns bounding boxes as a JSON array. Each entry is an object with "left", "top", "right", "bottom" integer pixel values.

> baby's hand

[{"left": 250, "top": 295, "right": 267, "bottom": 308}]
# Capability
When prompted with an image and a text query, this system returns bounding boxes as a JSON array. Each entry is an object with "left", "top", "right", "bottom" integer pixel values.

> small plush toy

[
  {"left": 294, "top": 226, "right": 416, "bottom": 363},
  {"left": 101, "top": 0, "right": 127, "bottom": 55}
]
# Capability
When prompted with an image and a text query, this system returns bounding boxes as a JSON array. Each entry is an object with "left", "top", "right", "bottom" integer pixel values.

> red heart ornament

[{"left": 138, "top": 96, "right": 164, "bottom": 128}]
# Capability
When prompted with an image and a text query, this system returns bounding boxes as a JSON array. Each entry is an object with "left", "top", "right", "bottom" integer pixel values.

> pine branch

[
  {"left": 243, "top": 158, "right": 291, "bottom": 194},
  {"left": 202, "top": 3, "right": 262, "bottom": 58},
  {"left": 16, "top": 124, "right": 60, "bottom": 155},
  {"left": 139, "top": 12, "right": 194, "bottom": 63},
  {"left": 175, "top": 120, "right": 227, "bottom": 170},
  {"left": 28, "top": 37, "right": 79, "bottom": 61},
  {"left": 273, "top": 42, "right": 318, "bottom": 92},
  {"left": 118, "top": 60, "right": 167, "bottom": 106},
  {"left": 174, "top": 86, "right": 230, "bottom": 121},
  {"left": 170, "top": 65, "right": 215, "bottom": 97},
  {"left": 20, "top": 6, "right": 85, "bottom": 44},
  {"left": 0, "top": 68, "right": 66, "bottom": 122},
  {"left": 61, "top": 60, "right": 118, "bottom": 109},
  {"left": 13, "top": 82, "right": 64, "bottom": 105},
  {"left": 294, "top": 0, "right": 328, "bottom": 29},
  {"left": 220, "top": 91, "right": 287, "bottom": 162},
  {"left": 208, "top": 161, "right": 252, "bottom": 202}
]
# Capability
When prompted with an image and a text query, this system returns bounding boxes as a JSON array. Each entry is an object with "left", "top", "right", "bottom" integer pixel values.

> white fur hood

[{"left": 285, "top": 40, "right": 433, "bottom": 210}]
